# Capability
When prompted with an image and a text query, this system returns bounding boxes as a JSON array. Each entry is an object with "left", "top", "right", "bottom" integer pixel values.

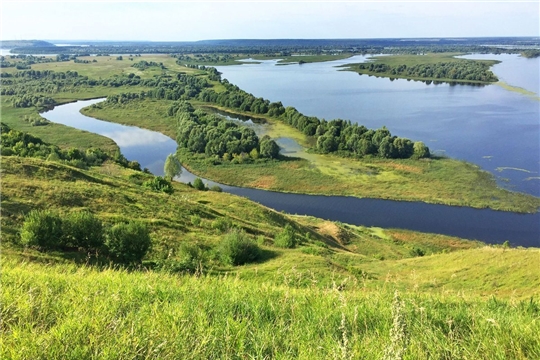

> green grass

[
  {"left": 30, "top": 55, "right": 203, "bottom": 79},
  {"left": 0, "top": 104, "right": 118, "bottom": 152},
  {"left": 2, "top": 253, "right": 539, "bottom": 359}
]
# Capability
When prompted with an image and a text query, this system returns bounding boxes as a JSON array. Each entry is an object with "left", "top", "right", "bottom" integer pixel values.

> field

[{"left": 2, "top": 248, "right": 539, "bottom": 359}]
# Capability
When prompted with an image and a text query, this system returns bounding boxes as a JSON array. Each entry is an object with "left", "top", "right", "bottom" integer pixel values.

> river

[{"left": 41, "top": 99, "right": 540, "bottom": 247}]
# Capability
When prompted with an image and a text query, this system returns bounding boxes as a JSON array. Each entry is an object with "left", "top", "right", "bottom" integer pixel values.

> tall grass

[{"left": 2, "top": 257, "right": 538, "bottom": 359}]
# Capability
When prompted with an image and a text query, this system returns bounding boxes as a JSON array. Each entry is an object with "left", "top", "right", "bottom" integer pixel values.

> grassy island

[{"left": 340, "top": 52, "right": 500, "bottom": 84}]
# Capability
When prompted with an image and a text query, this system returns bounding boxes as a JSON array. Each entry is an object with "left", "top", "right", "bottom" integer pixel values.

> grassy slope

[
  {"left": 340, "top": 52, "right": 500, "bottom": 84},
  {"left": 2, "top": 253, "right": 539, "bottom": 360},
  {"left": 2, "top": 157, "right": 539, "bottom": 359},
  {"left": 2, "top": 156, "right": 538, "bottom": 298}
]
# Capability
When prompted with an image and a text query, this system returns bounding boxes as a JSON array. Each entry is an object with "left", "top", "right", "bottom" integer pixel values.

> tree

[
  {"left": 193, "top": 177, "right": 206, "bottom": 191},
  {"left": 259, "top": 136, "right": 280, "bottom": 159},
  {"left": 412, "top": 141, "right": 430, "bottom": 159},
  {"left": 378, "top": 136, "right": 395, "bottom": 158},
  {"left": 164, "top": 153, "right": 182, "bottom": 181}
]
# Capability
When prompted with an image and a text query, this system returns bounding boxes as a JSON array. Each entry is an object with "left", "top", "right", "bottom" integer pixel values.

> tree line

[
  {"left": 195, "top": 71, "right": 430, "bottom": 160},
  {"left": 356, "top": 61, "right": 498, "bottom": 82}
]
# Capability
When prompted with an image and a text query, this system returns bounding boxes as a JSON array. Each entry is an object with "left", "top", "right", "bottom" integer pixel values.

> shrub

[
  {"left": 192, "top": 177, "right": 206, "bottom": 191},
  {"left": 209, "top": 185, "right": 223, "bottom": 192},
  {"left": 274, "top": 224, "right": 298, "bottom": 248},
  {"left": 106, "top": 221, "right": 151, "bottom": 264},
  {"left": 143, "top": 176, "right": 173, "bottom": 194},
  {"left": 211, "top": 217, "right": 232, "bottom": 233},
  {"left": 218, "top": 230, "right": 261, "bottom": 266},
  {"left": 20, "top": 210, "right": 63, "bottom": 250},
  {"left": 63, "top": 211, "right": 104, "bottom": 251},
  {"left": 190, "top": 214, "right": 201, "bottom": 226}
]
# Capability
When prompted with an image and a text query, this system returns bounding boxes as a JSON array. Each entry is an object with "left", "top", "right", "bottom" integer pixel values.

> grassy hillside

[
  {"left": 2, "top": 156, "right": 538, "bottom": 297},
  {"left": 2, "top": 254, "right": 539, "bottom": 360},
  {"left": 2, "top": 155, "right": 539, "bottom": 359}
]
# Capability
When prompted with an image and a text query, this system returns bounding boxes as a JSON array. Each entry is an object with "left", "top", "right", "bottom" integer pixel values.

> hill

[{"left": 0, "top": 40, "right": 55, "bottom": 48}]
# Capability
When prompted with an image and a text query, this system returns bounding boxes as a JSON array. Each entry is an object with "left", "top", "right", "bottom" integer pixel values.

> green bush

[
  {"left": 190, "top": 214, "right": 201, "bottom": 226},
  {"left": 218, "top": 230, "right": 261, "bottom": 266},
  {"left": 274, "top": 224, "right": 298, "bottom": 248},
  {"left": 20, "top": 210, "right": 63, "bottom": 250},
  {"left": 211, "top": 218, "right": 232, "bottom": 233},
  {"left": 106, "top": 221, "right": 151, "bottom": 264},
  {"left": 142, "top": 176, "right": 173, "bottom": 194},
  {"left": 63, "top": 211, "right": 104, "bottom": 251},
  {"left": 192, "top": 177, "right": 206, "bottom": 191},
  {"left": 209, "top": 185, "right": 223, "bottom": 192}
]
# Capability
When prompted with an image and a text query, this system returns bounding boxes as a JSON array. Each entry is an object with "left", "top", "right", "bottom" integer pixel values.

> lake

[
  {"left": 41, "top": 99, "right": 540, "bottom": 247},
  {"left": 214, "top": 54, "right": 540, "bottom": 197}
]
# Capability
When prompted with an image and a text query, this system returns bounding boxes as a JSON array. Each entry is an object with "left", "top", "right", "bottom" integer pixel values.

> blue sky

[{"left": 1, "top": 1, "right": 538, "bottom": 41}]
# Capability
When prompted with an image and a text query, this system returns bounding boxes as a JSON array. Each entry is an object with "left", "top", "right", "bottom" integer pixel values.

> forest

[{"left": 355, "top": 60, "right": 498, "bottom": 82}]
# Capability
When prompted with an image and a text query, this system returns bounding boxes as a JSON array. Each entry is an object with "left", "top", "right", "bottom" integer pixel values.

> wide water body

[
  {"left": 42, "top": 99, "right": 540, "bottom": 247},
  {"left": 215, "top": 55, "right": 540, "bottom": 196}
]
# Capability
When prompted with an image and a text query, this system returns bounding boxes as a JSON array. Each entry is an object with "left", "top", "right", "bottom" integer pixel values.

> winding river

[{"left": 42, "top": 99, "right": 540, "bottom": 247}]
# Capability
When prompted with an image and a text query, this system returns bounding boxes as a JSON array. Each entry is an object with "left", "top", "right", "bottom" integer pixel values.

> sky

[{"left": 1, "top": 1, "right": 539, "bottom": 42}]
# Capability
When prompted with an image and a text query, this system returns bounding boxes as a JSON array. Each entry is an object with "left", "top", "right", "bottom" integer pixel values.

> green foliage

[
  {"left": 274, "top": 224, "right": 299, "bottom": 248},
  {"left": 356, "top": 59, "right": 498, "bottom": 82},
  {"left": 62, "top": 211, "right": 104, "bottom": 251},
  {"left": 409, "top": 246, "right": 426, "bottom": 257},
  {"left": 192, "top": 177, "right": 206, "bottom": 191},
  {"left": 211, "top": 218, "right": 232, "bottom": 233},
  {"left": 209, "top": 185, "right": 223, "bottom": 192},
  {"left": 172, "top": 101, "right": 278, "bottom": 161},
  {"left": 131, "top": 60, "right": 166, "bottom": 70},
  {"left": 218, "top": 230, "right": 261, "bottom": 266},
  {"left": 259, "top": 135, "right": 281, "bottom": 159},
  {"left": 412, "top": 141, "right": 430, "bottom": 159},
  {"left": 20, "top": 210, "right": 63, "bottom": 250},
  {"left": 0, "top": 124, "right": 132, "bottom": 169},
  {"left": 142, "top": 176, "right": 173, "bottom": 194},
  {"left": 190, "top": 214, "right": 201, "bottom": 226},
  {"left": 164, "top": 153, "right": 182, "bottom": 181},
  {"left": 105, "top": 221, "right": 151, "bottom": 265}
]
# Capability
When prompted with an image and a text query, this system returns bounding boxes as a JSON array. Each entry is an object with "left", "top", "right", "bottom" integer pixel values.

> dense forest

[
  {"left": 3, "top": 63, "right": 431, "bottom": 161},
  {"left": 170, "top": 101, "right": 280, "bottom": 162}
]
